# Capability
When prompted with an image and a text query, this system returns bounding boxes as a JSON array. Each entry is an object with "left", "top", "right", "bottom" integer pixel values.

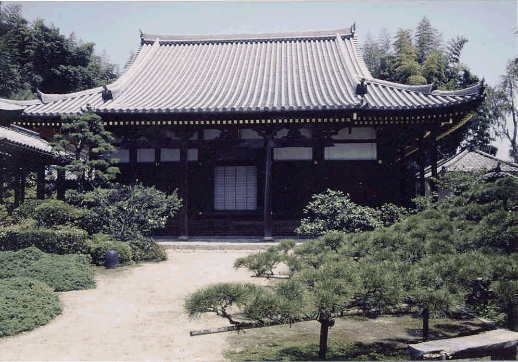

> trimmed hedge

[
  {"left": 0, "top": 277, "right": 62, "bottom": 337},
  {"left": 0, "top": 223, "right": 90, "bottom": 254},
  {"left": 0, "top": 247, "right": 95, "bottom": 292},
  {"left": 89, "top": 234, "right": 133, "bottom": 265}
]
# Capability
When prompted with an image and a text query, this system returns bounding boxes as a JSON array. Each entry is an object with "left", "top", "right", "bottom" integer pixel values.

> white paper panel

[
  {"left": 188, "top": 148, "right": 198, "bottom": 161},
  {"left": 331, "top": 127, "right": 376, "bottom": 140},
  {"left": 111, "top": 148, "right": 129, "bottom": 163},
  {"left": 161, "top": 148, "right": 180, "bottom": 162},
  {"left": 274, "top": 147, "right": 313, "bottom": 161},
  {"left": 324, "top": 143, "right": 377, "bottom": 160},
  {"left": 137, "top": 148, "right": 155, "bottom": 163},
  {"left": 203, "top": 129, "right": 221, "bottom": 140},
  {"left": 240, "top": 128, "right": 262, "bottom": 139},
  {"left": 214, "top": 166, "right": 257, "bottom": 210}
]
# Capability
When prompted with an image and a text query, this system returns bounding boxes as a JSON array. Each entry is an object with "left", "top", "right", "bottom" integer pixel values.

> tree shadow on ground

[{"left": 262, "top": 341, "right": 407, "bottom": 361}]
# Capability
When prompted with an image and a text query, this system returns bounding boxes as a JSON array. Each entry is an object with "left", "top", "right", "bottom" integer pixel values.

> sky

[{"left": 7, "top": 0, "right": 518, "bottom": 159}]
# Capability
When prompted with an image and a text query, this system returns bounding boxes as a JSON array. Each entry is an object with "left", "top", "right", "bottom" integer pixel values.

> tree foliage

[
  {"left": 0, "top": 3, "right": 117, "bottom": 98},
  {"left": 361, "top": 17, "right": 496, "bottom": 154},
  {"left": 52, "top": 112, "right": 119, "bottom": 192}
]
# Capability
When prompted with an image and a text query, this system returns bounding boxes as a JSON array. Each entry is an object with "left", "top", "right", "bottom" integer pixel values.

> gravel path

[{"left": 0, "top": 249, "right": 258, "bottom": 361}]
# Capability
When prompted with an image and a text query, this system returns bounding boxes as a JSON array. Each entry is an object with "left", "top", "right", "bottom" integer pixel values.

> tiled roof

[
  {"left": 425, "top": 149, "right": 518, "bottom": 177},
  {"left": 0, "top": 125, "right": 54, "bottom": 154},
  {"left": 3, "top": 27, "right": 484, "bottom": 117}
]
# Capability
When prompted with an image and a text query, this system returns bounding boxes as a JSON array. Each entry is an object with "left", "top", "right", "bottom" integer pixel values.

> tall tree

[
  {"left": 494, "top": 58, "right": 518, "bottom": 162},
  {"left": 415, "top": 17, "right": 441, "bottom": 63},
  {"left": 393, "top": 28, "right": 426, "bottom": 85}
]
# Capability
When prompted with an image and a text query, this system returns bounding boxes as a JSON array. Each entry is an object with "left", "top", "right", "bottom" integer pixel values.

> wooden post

[
  {"left": 418, "top": 138, "right": 426, "bottom": 196},
  {"left": 19, "top": 169, "right": 26, "bottom": 204},
  {"left": 179, "top": 136, "right": 190, "bottom": 240},
  {"left": 422, "top": 307, "right": 430, "bottom": 342},
  {"left": 398, "top": 148, "right": 407, "bottom": 203},
  {"left": 430, "top": 130, "right": 438, "bottom": 200},
  {"left": 36, "top": 165, "right": 45, "bottom": 200},
  {"left": 13, "top": 169, "right": 21, "bottom": 208},
  {"left": 57, "top": 168, "right": 65, "bottom": 200},
  {"left": 129, "top": 146, "right": 137, "bottom": 184},
  {"left": 263, "top": 132, "right": 274, "bottom": 241}
]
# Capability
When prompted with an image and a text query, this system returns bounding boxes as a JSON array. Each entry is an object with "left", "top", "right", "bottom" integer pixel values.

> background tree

[
  {"left": 0, "top": 3, "right": 118, "bottom": 98},
  {"left": 493, "top": 58, "right": 518, "bottom": 162}
]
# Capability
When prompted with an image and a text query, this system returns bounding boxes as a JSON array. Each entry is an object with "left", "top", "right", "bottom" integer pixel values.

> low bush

[
  {"left": 68, "top": 184, "right": 182, "bottom": 240},
  {"left": 0, "top": 277, "right": 62, "bottom": 337},
  {"left": 128, "top": 237, "right": 168, "bottom": 262},
  {"left": 0, "top": 223, "right": 90, "bottom": 254},
  {"left": 296, "top": 190, "right": 409, "bottom": 237},
  {"left": 0, "top": 247, "right": 95, "bottom": 292},
  {"left": 30, "top": 199, "right": 84, "bottom": 228},
  {"left": 89, "top": 234, "right": 133, "bottom": 265}
]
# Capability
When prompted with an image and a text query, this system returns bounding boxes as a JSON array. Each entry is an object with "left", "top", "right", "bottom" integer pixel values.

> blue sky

[{"left": 7, "top": 0, "right": 518, "bottom": 158}]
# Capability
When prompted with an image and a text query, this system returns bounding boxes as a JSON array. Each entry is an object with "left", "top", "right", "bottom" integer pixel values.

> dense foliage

[
  {"left": 67, "top": 184, "right": 182, "bottom": 241},
  {"left": 0, "top": 4, "right": 117, "bottom": 99},
  {"left": 0, "top": 221, "right": 90, "bottom": 254},
  {"left": 186, "top": 175, "right": 517, "bottom": 359},
  {"left": 295, "top": 189, "right": 407, "bottom": 237},
  {"left": 362, "top": 17, "right": 495, "bottom": 155},
  {"left": 0, "top": 247, "right": 95, "bottom": 292},
  {"left": 52, "top": 113, "right": 120, "bottom": 192},
  {"left": 0, "top": 277, "right": 61, "bottom": 337}
]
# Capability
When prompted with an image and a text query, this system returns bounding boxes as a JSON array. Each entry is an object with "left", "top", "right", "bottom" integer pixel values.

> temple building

[{"left": 0, "top": 26, "right": 484, "bottom": 239}]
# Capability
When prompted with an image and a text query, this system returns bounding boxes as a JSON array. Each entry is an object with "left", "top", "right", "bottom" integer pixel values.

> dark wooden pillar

[
  {"left": 418, "top": 137, "right": 426, "bottom": 196},
  {"left": 179, "top": 136, "right": 190, "bottom": 240},
  {"left": 430, "top": 130, "right": 439, "bottom": 200},
  {"left": 312, "top": 130, "right": 325, "bottom": 194},
  {"left": 263, "top": 132, "right": 274, "bottom": 241},
  {"left": 129, "top": 146, "right": 137, "bottom": 184},
  {"left": 13, "top": 168, "right": 25, "bottom": 208},
  {"left": 56, "top": 168, "right": 65, "bottom": 200},
  {"left": 36, "top": 165, "right": 45, "bottom": 200}
]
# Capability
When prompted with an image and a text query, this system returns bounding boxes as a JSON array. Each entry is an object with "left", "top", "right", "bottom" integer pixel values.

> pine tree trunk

[
  {"left": 319, "top": 320, "right": 330, "bottom": 360},
  {"left": 422, "top": 307, "right": 430, "bottom": 341}
]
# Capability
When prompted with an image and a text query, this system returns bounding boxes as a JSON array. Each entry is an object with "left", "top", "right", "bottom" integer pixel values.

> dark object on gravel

[{"left": 104, "top": 250, "right": 119, "bottom": 269}]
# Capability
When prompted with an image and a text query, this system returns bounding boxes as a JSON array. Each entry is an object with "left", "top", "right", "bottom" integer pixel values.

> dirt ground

[{"left": 0, "top": 249, "right": 259, "bottom": 361}]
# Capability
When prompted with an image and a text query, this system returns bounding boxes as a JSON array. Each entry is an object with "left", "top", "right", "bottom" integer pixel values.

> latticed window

[{"left": 214, "top": 166, "right": 257, "bottom": 210}]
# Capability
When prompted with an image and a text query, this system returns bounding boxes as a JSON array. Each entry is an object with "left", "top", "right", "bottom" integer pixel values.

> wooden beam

[
  {"left": 430, "top": 130, "right": 438, "bottom": 200},
  {"left": 177, "top": 131, "right": 194, "bottom": 240},
  {"left": 56, "top": 168, "right": 65, "bottom": 200},
  {"left": 36, "top": 165, "right": 45, "bottom": 199},
  {"left": 263, "top": 131, "right": 274, "bottom": 241},
  {"left": 418, "top": 137, "right": 426, "bottom": 196}
]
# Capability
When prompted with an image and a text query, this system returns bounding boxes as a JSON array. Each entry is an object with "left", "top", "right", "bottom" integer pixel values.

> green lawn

[{"left": 224, "top": 314, "right": 491, "bottom": 360}]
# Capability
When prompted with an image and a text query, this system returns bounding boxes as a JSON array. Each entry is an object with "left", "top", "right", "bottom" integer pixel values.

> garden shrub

[
  {"left": 128, "top": 236, "right": 167, "bottom": 262},
  {"left": 0, "top": 277, "right": 61, "bottom": 337},
  {"left": 0, "top": 223, "right": 90, "bottom": 254},
  {"left": 234, "top": 250, "right": 283, "bottom": 278},
  {"left": 0, "top": 247, "right": 95, "bottom": 292},
  {"left": 68, "top": 184, "right": 182, "bottom": 240},
  {"left": 89, "top": 234, "right": 133, "bottom": 265},
  {"left": 30, "top": 199, "right": 84, "bottom": 228},
  {"left": 296, "top": 189, "right": 382, "bottom": 237}
]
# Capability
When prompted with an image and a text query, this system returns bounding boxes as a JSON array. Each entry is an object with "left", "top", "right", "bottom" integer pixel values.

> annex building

[{"left": 0, "top": 26, "right": 484, "bottom": 239}]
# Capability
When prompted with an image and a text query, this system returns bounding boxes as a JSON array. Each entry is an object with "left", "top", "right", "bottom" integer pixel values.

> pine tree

[{"left": 52, "top": 112, "right": 119, "bottom": 193}]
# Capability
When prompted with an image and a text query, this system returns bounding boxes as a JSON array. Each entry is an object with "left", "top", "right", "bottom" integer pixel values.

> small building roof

[
  {"left": 425, "top": 149, "right": 518, "bottom": 177},
  {"left": 0, "top": 125, "right": 54, "bottom": 155},
  {"left": 0, "top": 26, "right": 483, "bottom": 117}
]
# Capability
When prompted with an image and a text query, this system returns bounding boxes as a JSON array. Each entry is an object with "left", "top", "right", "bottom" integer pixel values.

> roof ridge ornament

[
  {"left": 351, "top": 22, "right": 356, "bottom": 36},
  {"left": 139, "top": 29, "right": 144, "bottom": 45},
  {"left": 356, "top": 78, "right": 368, "bottom": 107}
]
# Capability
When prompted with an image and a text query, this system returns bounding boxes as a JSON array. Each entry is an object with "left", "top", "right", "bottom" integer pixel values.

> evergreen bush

[
  {"left": 89, "top": 234, "right": 133, "bottom": 265},
  {"left": 0, "top": 247, "right": 95, "bottom": 292},
  {"left": 0, "top": 277, "right": 61, "bottom": 337}
]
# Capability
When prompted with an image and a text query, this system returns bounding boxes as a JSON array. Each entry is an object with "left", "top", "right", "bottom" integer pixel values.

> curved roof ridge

[
  {"left": 37, "top": 87, "right": 103, "bottom": 104},
  {"left": 141, "top": 27, "right": 354, "bottom": 44},
  {"left": 473, "top": 149, "right": 518, "bottom": 168},
  {"left": 431, "top": 82, "right": 483, "bottom": 97},
  {"left": 365, "top": 78, "right": 434, "bottom": 93}
]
